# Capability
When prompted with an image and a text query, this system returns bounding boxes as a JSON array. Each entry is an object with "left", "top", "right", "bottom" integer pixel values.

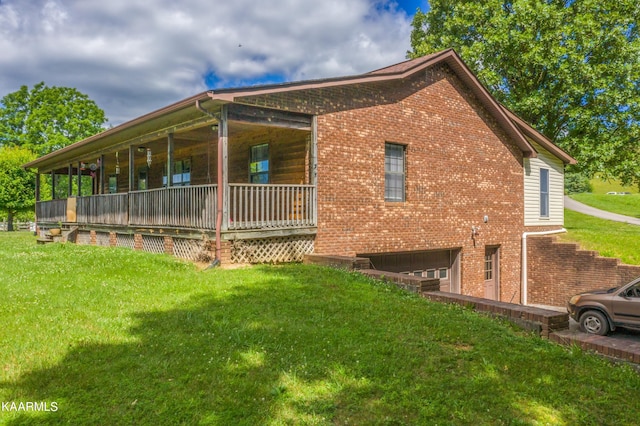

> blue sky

[{"left": 0, "top": 1, "right": 430, "bottom": 125}]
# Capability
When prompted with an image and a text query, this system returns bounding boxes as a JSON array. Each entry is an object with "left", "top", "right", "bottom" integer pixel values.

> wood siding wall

[
  {"left": 228, "top": 126, "right": 309, "bottom": 184},
  {"left": 523, "top": 141, "right": 565, "bottom": 227}
]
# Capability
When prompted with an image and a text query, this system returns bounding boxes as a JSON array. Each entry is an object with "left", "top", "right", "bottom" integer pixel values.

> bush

[{"left": 565, "top": 172, "right": 592, "bottom": 194}]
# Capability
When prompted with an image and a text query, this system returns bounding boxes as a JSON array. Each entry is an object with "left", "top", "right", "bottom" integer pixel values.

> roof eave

[
  {"left": 208, "top": 49, "right": 538, "bottom": 159},
  {"left": 23, "top": 91, "right": 216, "bottom": 170},
  {"left": 502, "top": 108, "right": 577, "bottom": 165}
]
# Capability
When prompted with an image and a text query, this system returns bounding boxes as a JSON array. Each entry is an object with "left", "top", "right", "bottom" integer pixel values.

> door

[
  {"left": 611, "top": 281, "right": 640, "bottom": 326},
  {"left": 484, "top": 247, "right": 499, "bottom": 300}
]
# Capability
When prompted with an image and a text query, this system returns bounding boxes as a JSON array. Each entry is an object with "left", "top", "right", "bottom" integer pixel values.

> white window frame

[
  {"left": 385, "top": 143, "right": 406, "bottom": 202},
  {"left": 540, "top": 168, "right": 550, "bottom": 218}
]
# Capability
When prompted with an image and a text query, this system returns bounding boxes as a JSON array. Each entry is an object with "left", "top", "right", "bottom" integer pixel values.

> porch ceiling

[{"left": 24, "top": 96, "right": 225, "bottom": 173}]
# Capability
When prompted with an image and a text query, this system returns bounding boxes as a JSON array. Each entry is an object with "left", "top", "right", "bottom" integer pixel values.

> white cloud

[{"left": 0, "top": 0, "right": 413, "bottom": 125}]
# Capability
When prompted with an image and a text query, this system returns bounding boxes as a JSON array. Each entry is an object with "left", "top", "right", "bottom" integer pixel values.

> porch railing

[
  {"left": 35, "top": 183, "right": 316, "bottom": 231},
  {"left": 77, "top": 193, "right": 129, "bottom": 225},
  {"left": 35, "top": 198, "right": 67, "bottom": 224},
  {"left": 228, "top": 184, "right": 317, "bottom": 230},
  {"left": 129, "top": 184, "right": 218, "bottom": 230}
]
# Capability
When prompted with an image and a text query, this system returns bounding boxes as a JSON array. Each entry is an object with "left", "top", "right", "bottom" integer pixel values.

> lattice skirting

[
  {"left": 76, "top": 231, "right": 91, "bottom": 245},
  {"left": 96, "top": 232, "right": 110, "bottom": 247},
  {"left": 116, "top": 234, "right": 135, "bottom": 249},
  {"left": 173, "top": 237, "right": 212, "bottom": 262},
  {"left": 142, "top": 235, "right": 166, "bottom": 254},
  {"left": 230, "top": 235, "right": 315, "bottom": 264}
]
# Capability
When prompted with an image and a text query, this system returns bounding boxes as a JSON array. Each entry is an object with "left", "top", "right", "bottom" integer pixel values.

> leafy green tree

[
  {"left": 0, "top": 82, "right": 107, "bottom": 156},
  {"left": 0, "top": 147, "right": 36, "bottom": 231},
  {"left": 410, "top": 0, "right": 640, "bottom": 187}
]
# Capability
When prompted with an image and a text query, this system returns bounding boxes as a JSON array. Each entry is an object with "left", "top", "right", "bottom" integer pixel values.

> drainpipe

[
  {"left": 196, "top": 100, "right": 222, "bottom": 267},
  {"left": 521, "top": 228, "right": 567, "bottom": 305}
]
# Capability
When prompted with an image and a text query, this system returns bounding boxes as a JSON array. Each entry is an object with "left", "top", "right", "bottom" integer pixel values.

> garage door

[{"left": 360, "top": 249, "right": 461, "bottom": 293}]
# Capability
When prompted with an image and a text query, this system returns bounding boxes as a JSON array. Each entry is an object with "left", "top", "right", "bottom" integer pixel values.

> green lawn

[
  {"left": 570, "top": 193, "right": 640, "bottom": 218},
  {"left": 560, "top": 209, "right": 640, "bottom": 265},
  {"left": 589, "top": 176, "right": 638, "bottom": 195},
  {"left": 1, "top": 232, "right": 639, "bottom": 425}
]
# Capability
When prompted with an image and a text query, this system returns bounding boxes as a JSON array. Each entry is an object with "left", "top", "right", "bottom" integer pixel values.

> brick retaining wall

[{"left": 527, "top": 236, "right": 640, "bottom": 307}]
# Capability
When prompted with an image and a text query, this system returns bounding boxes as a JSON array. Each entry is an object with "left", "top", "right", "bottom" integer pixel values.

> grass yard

[
  {"left": 560, "top": 210, "right": 640, "bottom": 265},
  {"left": 2, "top": 232, "right": 640, "bottom": 425},
  {"left": 588, "top": 177, "right": 638, "bottom": 195},
  {"left": 570, "top": 193, "right": 640, "bottom": 219}
]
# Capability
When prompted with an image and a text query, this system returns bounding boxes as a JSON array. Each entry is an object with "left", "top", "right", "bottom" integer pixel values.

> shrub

[{"left": 565, "top": 172, "right": 593, "bottom": 194}]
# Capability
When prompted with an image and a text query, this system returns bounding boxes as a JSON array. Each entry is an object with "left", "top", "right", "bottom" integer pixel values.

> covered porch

[{"left": 28, "top": 101, "right": 318, "bottom": 262}]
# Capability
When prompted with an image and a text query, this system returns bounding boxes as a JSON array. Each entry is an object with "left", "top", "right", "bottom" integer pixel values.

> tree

[
  {"left": 410, "top": 0, "right": 640, "bottom": 187},
  {"left": 0, "top": 147, "right": 36, "bottom": 231},
  {"left": 0, "top": 82, "right": 107, "bottom": 156}
]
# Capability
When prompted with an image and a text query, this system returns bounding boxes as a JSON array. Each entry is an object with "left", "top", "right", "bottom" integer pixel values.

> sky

[{"left": 0, "top": 0, "right": 429, "bottom": 126}]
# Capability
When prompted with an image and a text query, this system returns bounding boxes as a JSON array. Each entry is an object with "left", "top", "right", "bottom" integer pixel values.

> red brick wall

[
  {"left": 236, "top": 64, "right": 555, "bottom": 300},
  {"left": 314, "top": 67, "right": 526, "bottom": 299},
  {"left": 527, "top": 236, "right": 640, "bottom": 307}
]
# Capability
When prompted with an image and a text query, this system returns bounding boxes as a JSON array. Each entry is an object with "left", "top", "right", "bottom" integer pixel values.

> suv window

[{"left": 623, "top": 283, "right": 640, "bottom": 298}]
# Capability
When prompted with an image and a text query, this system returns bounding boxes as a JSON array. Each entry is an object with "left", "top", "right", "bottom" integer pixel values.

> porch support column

[
  {"left": 167, "top": 133, "right": 174, "bottom": 187},
  {"left": 311, "top": 116, "right": 318, "bottom": 224},
  {"left": 68, "top": 164, "right": 73, "bottom": 197},
  {"left": 129, "top": 146, "right": 135, "bottom": 192},
  {"left": 220, "top": 105, "right": 229, "bottom": 231},
  {"left": 99, "top": 154, "right": 105, "bottom": 194},
  {"left": 77, "top": 162, "right": 82, "bottom": 196},
  {"left": 35, "top": 172, "right": 41, "bottom": 202},
  {"left": 51, "top": 170, "right": 55, "bottom": 200}
]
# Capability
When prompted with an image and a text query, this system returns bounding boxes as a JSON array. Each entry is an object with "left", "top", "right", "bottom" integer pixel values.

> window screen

[
  {"left": 540, "top": 168, "right": 549, "bottom": 217},
  {"left": 250, "top": 144, "right": 269, "bottom": 184},
  {"left": 385, "top": 143, "right": 405, "bottom": 202}
]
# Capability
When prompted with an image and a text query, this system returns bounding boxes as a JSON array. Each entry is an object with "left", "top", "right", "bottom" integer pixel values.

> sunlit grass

[
  {"left": 570, "top": 193, "right": 640, "bottom": 218},
  {"left": 560, "top": 209, "right": 640, "bottom": 265},
  {"left": 1, "top": 232, "right": 639, "bottom": 424}
]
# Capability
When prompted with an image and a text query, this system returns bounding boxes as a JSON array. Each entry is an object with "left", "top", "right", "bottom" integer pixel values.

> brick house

[{"left": 24, "top": 49, "right": 575, "bottom": 303}]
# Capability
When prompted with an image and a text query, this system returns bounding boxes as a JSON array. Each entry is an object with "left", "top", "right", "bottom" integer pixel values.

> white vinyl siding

[{"left": 524, "top": 141, "right": 565, "bottom": 226}]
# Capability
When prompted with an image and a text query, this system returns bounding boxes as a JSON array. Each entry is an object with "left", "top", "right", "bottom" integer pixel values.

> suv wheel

[{"left": 579, "top": 310, "right": 610, "bottom": 335}]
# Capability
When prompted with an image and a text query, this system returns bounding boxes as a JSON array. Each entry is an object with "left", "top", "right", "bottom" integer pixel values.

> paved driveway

[
  {"left": 564, "top": 196, "right": 640, "bottom": 225},
  {"left": 552, "top": 319, "right": 640, "bottom": 366}
]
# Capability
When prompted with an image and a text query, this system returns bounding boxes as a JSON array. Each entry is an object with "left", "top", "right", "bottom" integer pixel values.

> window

[
  {"left": 108, "top": 175, "right": 118, "bottom": 194},
  {"left": 425, "top": 268, "right": 447, "bottom": 279},
  {"left": 385, "top": 143, "right": 405, "bottom": 202},
  {"left": 484, "top": 254, "right": 493, "bottom": 281},
  {"left": 138, "top": 169, "right": 147, "bottom": 190},
  {"left": 540, "top": 168, "right": 550, "bottom": 218},
  {"left": 163, "top": 159, "right": 191, "bottom": 187},
  {"left": 250, "top": 144, "right": 269, "bottom": 184}
]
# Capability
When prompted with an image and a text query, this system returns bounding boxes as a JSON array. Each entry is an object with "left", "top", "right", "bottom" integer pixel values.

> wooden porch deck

[{"left": 36, "top": 183, "right": 317, "bottom": 232}]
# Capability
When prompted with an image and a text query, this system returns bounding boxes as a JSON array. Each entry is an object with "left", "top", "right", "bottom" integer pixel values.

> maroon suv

[{"left": 567, "top": 276, "right": 640, "bottom": 335}]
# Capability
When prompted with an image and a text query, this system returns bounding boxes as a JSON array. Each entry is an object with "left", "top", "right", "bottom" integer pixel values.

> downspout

[
  {"left": 195, "top": 100, "right": 222, "bottom": 267},
  {"left": 521, "top": 228, "right": 567, "bottom": 305}
]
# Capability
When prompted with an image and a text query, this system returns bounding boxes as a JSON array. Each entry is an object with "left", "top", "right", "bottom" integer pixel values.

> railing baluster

[{"left": 36, "top": 184, "right": 314, "bottom": 232}]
